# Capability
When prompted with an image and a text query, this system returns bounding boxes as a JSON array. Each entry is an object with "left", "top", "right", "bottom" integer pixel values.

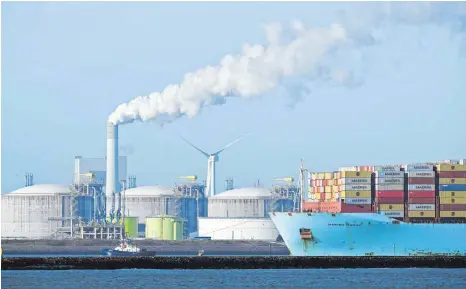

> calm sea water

[{"left": 2, "top": 269, "right": 466, "bottom": 288}]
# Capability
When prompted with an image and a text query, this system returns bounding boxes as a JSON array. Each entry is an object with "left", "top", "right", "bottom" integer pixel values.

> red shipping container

[
  {"left": 438, "top": 171, "right": 466, "bottom": 178},
  {"left": 341, "top": 204, "right": 372, "bottom": 213},
  {"left": 408, "top": 191, "right": 435, "bottom": 198},
  {"left": 319, "top": 193, "right": 325, "bottom": 201},
  {"left": 376, "top": 197, "right": 405, "bottom": 204},
  {"left": 408, "top": 177, "right": 435, "bottom": 185},
  {"left": 440, "top": 204, "right": 466, "bottom": 210},
  {"left": 408, "top": 197, "right": 435, "bottom": 204},
  {"left": 376, "top": 191, "right": 404, "bottom": 198}
]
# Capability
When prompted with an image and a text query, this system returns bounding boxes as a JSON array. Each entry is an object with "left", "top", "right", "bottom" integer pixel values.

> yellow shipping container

[
  {"left": 439, "top": 197, "right": 466, "bottom": 205},
  {"left": 339, "top": 171, "right": 372, "bottom": 178},
  {"left": 439, "top": 178, "right": 466, "bottom": 185},
  {"left": 333, "top": 172, "right": 340, "bottom": 179},
  {"left": 325, "top": 193, "right": 333, "bottom": 200},
  {"left": 380, "top": 204, "right": 404, "bottom": 211},
  {"left": 440, "top": 211, "right": 466, "bottom": 218},
  {"left": 308, "top": 186, "right": 313, "bottom": 193},
  {"left": 339, "top": 190, "right": 371, "bottom": 198},
  {"left": 439, "top": 191, "right": 466, "bottom": 198},
  {"left": 332, "top": 185, "right": 339, "bottom": 193},
  {"left": 324, "top": 172, "right": 333, "bottom": 180},
  {"left": 408, "top": 211, "right": 436, "bottom": 218},
  {"left": 437, "top": 164, "right": 466, "bottom": 172},
  {"left": 324, "top": 186, "right": 332, "bottom": 193}
]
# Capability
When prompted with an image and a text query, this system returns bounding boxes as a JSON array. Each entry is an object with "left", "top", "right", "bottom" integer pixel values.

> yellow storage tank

[
  {"left": 173, "top": 218, "right": 184, "bottom": 241},
  {"left": 145, "top": 217, "right": 163, "bottom": 239},
  {"left": 340, "top": 190, "right": 371, "bottom": 198},
  {"left": 439, "top": 178, "right": 466, "bottom": 185},
  {"left": 339, "top": 171, "right": 372, "bottom": 178},
  {"left": 124, "top": 217, "right": 138, "bottom": 238},
  {"left": 439, "top": 191, "right": 466, "bottom": 198},
  {"left": 440, "top": 211, "right": 466, "bottom": 218},
  {"left": 162, "top": 217, "right": 174, "bottom": 240},
  {"left": 380, "top": 204, "right": 404, "bottom": 211},
  {"left": 437, "top": 164, "right": 466, "bottom": 172},
  {"left": 439, "top": 197, "right": 466, "bottom": 205},
  {"left": 408, "top": 211, "right": 435, "bottom": 218}
]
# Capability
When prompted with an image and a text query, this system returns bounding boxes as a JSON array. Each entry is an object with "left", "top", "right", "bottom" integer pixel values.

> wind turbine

[{"left": 179, "top": 133, "right": 252, "bottom": 198}]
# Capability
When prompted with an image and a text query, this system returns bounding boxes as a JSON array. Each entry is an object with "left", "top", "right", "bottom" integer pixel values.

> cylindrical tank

[
  {"left": 173, "top": 218, "right": 184, "bottom": 241},
  {"left": 145, "top": 217, "right": 163, "bottom": 239},
  {"left": 162, "top": 217, "right": 174, "bottom": 240},
  {"left": 124, "top": 217, "right": 138, "bottom": 238}
]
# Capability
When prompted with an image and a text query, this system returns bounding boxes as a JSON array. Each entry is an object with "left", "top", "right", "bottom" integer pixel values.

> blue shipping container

[{"left": 439, "top": 184, "right": 466, "bottom": 191}]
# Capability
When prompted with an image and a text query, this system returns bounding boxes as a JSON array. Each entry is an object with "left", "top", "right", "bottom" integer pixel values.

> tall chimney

[{"left": 106, "top": 122, "right": 119, "bottom": 220}]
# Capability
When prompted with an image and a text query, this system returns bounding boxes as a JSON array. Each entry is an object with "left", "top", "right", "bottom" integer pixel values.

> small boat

[{"left": 101, "top": 238, "right": 156, "bottom": 257}]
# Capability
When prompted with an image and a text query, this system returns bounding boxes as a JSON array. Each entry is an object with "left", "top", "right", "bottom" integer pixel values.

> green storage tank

[
  {"left": 124, "top": 217, "right": 138, "bottom": 238},
  {"left": 145, "top": 217, "right": 163, "bottom": 239},
  {"left": 173, "top": 218, "right": 184, "bottom": 241},
  {"left": 162, "top": 217, "right": 174, "bottom": 240}
]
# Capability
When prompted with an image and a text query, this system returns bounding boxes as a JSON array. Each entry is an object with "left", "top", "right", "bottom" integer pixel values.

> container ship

[{"left": 269, "top": 160, "right": 466, "bottom": 256}]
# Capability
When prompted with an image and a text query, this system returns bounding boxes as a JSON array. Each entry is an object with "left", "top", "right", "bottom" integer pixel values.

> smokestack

[{"left": 106, "top": 122, "right": 119, "bottom": 219}]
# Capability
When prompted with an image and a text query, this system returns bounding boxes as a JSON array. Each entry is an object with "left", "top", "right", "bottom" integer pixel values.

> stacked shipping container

[
  {"left": 309, "top": 172, "right": 333, "bottom": 201},
  {"left": 374, "top": 165, "right": 404, "bottom": 219},
  {"left": 406, "top": 164, "right": 436, "bottom": 219},
  {"left": 334, "top": 170, "right": 372, "bottom": 212},
  {"left": 438, "top": 164, "right": 466, "bottom": 219}
]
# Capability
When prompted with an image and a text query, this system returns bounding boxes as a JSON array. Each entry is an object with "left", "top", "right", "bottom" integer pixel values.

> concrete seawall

[{"left": 2, "top": 256, "right": 466, "bottom": 270}]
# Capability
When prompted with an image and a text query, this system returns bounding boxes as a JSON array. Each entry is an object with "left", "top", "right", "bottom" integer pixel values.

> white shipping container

[
  {"left": 340, "top": 184, "right": 371, "bottom": 191},
  {"left": 375, "top": 171, "right": 404, "bottom": 178},
  {"left": 408, "top": 184, "right": 435, "bottom": 191},
  {"left": 374, "top": 165, "right": 401, "bottom": 172},
  {"left": 460, "top": 159, "right": 466, "bottom": 165},
  {"left": 375, "top": 178, "right": 404, "bottom": 185},
  {"left": 406, "top": 164, "right": 434, "bottom": 171},
  {"left": 408, "top": 204, "right": 436, "bottom": 211},
  {"left": 408, "top": 171, "right": 435, "bottom": 178},
  {"left": 338, "top": 178, "right": 371, "bottom": 185},
  {"left": 379, "top": 210, "right": 405, "bottom": 218},
  {"left": 343, "top": 197, "right": 372, "bottom": 205},
  {"left": 375, "top": 184, "right": 404, "bottom": 191}
]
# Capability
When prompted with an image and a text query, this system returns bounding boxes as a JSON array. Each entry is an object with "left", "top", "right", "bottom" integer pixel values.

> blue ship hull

[{"left": 269, "top": 212, "right": 466, "bottom": 256}]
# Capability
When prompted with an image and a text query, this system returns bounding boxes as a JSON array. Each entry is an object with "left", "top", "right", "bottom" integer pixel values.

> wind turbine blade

[
  {"left": 214, "top": 132, "right": 252, "bottom": 155},
  {"left": 178, "top": 135, "right": 210, "bottom": 158}
]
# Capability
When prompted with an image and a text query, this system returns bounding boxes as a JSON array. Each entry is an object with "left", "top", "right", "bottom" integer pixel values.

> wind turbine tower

[{"left": 179, "top": 133, "right": 251, "bottom": 198}]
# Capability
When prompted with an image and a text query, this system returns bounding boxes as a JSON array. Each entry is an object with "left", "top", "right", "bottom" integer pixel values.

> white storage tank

[
  {"left": 207, "top": 187, "right": 272, "bottom": 218},
  {"left": 1, "top": 184, "right": 72, "bottom": 239}
]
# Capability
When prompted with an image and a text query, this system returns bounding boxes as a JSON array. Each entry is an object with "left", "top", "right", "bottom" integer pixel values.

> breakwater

[{"left": 2, "top": 256, "right": 466, "bottom": 270}]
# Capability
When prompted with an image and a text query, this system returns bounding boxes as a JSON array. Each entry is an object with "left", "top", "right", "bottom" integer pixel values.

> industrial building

[{"left": 198, "top": 186, "right": 296, "bottom": 240}]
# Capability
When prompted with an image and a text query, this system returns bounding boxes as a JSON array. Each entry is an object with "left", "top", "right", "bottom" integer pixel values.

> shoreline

[{"left": 1, "top": 239, "right": 290, "bottom": 255}]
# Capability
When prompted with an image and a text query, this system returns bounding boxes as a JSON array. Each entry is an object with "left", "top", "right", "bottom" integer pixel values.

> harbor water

[{"left": 2, "top": 268, "right": 466, "bottom": 288}]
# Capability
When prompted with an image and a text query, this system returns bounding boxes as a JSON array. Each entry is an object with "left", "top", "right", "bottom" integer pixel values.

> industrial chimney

[{"left": 106, "top": 122, "right": 119, "bottom": 221}]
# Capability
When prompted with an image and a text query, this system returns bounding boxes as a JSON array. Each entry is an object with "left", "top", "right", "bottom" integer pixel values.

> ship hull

[{"left": 269, "top": 212, "right": 466, "bottom": 256}]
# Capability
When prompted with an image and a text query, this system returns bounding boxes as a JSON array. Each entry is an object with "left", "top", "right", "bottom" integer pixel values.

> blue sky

[{"left": 2, "top": 2, "right": 465, "bottom": 193}]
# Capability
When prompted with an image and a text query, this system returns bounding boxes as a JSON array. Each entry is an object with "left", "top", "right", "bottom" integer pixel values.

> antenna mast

[{"left": 299, "top": 159, "right": 308, "bottom": 213}]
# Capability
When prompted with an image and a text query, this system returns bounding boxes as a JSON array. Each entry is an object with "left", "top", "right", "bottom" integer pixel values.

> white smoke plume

[{"left": 108, "top": 2, "right": 466, "bottom": 126}]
